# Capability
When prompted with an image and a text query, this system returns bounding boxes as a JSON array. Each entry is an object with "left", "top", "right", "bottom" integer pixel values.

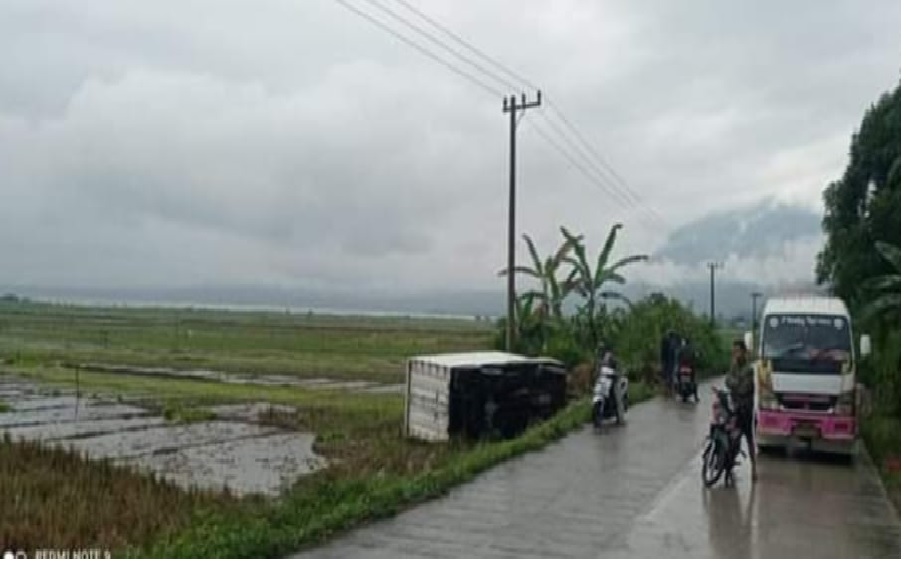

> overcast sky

[{"left": 0, "top": 0, "right": 899, "bottom": 295}]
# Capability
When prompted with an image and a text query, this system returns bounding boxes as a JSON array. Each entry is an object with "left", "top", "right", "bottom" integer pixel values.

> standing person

[
  {"left": 726, "top": 339, "right": 757, "bottom": 481},
  {"left": 677, "top": 336, "right": 700, "bottom": 402},
  {"left": 661, "top": 330, "right": 676, "bottom": 395},
  {"left": 670, "top": 333, "right": 686, "bottom": 394}
]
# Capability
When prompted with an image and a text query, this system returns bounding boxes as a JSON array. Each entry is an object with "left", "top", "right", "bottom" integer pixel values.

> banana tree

[
  {"left": 560, "top": 223, "right": 648, "bottom": 348},
  {"left": 499, "top": 233, "right": 582, "bottom": 328},
  {"left": 512, "top": 291, "right": 546, "bottom": 354}
]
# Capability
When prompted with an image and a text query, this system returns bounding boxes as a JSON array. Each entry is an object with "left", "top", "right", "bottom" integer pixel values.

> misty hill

[
  {"left": 656, "top": 198, "right": 822, "bottom": 265},
  {"left": 6, "top": 277, "right": 825, "bottom": 324}
]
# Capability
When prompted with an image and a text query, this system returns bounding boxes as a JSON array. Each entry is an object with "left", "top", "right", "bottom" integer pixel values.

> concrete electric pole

[
  {"left": 502, "top": 91, "right": 542, "bottom": 352},
  {"left": 751, "top": 291, "right": 763, "bottom": 344},
  {"left": 707, "top": 261, "right": 723, "bottom": 327}
]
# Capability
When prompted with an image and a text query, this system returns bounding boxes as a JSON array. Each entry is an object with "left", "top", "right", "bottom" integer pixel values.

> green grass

[
  {"left": 0, "top": 301, "right": 494, "bottom": 382},
  {"left": 861, "top": 411, "right": 900, "bottom": 511},
  {"left": 162, "top": 403, "right": 217, "bottom": 424},
  {"left": 0, "top": 434, "right": 237, "bottom": 554},
  {"left": 8, "top": 365, "right": 402, "bottom": 415}
]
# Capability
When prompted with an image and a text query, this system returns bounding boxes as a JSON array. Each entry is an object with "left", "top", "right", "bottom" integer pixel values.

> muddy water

[
  {"left": 1, "top": 375, "right": 325, "bottom": 496},
  {"left": 126, "top": 432, "right": 325, "bottom": 495},
  {"left": 6, "top": 416, "right": 168, "bottom": 441},
  {"left": 0, "top": 402, "right": 147, "bottom": 427},
  {"left": 10, "top": 396, "right": 88, "bottom": 411},
  {"left": 64, "top": 421, "right": 274, "bottom": 459},
  {"left": 70, "top": 362, "right": 403, "bottom": 393}
]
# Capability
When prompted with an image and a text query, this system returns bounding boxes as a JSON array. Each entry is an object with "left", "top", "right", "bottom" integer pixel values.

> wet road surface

[{"left": 296, "top": 394, "right": 900, "bottom": 558}]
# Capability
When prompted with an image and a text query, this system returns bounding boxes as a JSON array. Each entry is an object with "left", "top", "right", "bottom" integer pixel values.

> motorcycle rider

[
  {"left": 592, "top": 344, "right": 626, "bottom": 426},
  {"left": 725, "top": 339, "right": 757, "bottom": 481},
  {"left": 677, "top": 337, "right": 700, "bottom": 402},
  {"left": 605, "top": 349, "right": 626, "bottom": 425}
]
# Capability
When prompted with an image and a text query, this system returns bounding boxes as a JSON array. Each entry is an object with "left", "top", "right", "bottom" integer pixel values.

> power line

[
  {"left": 529, "top": 112, "right": 665, "bottom": 230},
  {"left": 361, "top": 0, "right": 518, "bottom": 93},
  {"left": 390, "top": 0, "right": 538, "bottom": 92},
  {"left": 537, "top": 109, "right": 645, "bottom": 216},
  {"left": 335, "top": 0, "right": 667, "bottom": 229},
  {"left": 332, "top": 0, "right": 502, "bottom": 98},
  {"left": 524, "top": 114, "right": 662, "bottom": 230},
  {"left": 388, "top": 0, "right": 665, "bottom": 226},
  {"left": 545, "top": 114, "right": 666, "bottom": 228},
  {"left": 547, "top": 99, "right": 666, "bottom": 223}
]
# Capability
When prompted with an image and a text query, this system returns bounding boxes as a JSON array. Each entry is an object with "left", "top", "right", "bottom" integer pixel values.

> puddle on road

[{"left": 0, "top": 375, "right": 326, "bottom": 496}]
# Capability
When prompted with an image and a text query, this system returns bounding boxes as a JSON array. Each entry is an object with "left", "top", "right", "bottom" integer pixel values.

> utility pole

[
  {"left": 707, "top": 262, "right": 723, "bottom": 327},
  {"left": 750, "top": 291, "right": 763, "bottom": 344},
  {"left": 502, "top": 91, "right": 542, "bottom": 352}
]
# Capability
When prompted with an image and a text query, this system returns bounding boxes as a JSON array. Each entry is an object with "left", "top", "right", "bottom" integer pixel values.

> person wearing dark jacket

[
  {"left": 726, "top": 339, "right": 757, "bottom": 481},
  {"left": 660, "top": 330, "right": 677, "bottom": 393}
]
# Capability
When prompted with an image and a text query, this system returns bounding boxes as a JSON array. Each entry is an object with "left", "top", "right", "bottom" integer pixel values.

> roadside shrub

[
  {"left": 605, "top": 293, "right": 724, "bottom": 381},
  {"left": 544, "top": 326, "right": 590, "bottom": 368}
]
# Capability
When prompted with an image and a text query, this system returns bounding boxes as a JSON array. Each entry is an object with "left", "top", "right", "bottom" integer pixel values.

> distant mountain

[
  {"left": 656, "top": 198, "right": 822, "bottom": 266},
  {"left": 3, "top": 284, "right": 507, "bottom": 318},
  {"left": 622, "top": 279, "right": 825, "bottom": 319},
  {"left": 5, "top": 200, "right": 828, "bottom": 321}
]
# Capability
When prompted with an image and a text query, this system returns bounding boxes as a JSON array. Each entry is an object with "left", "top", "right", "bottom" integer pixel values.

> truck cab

[{"left": 745, "top": 296, "right": 871, "bottom": 456}]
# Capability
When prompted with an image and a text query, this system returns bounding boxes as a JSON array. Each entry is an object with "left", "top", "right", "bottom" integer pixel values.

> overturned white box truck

[{"left": 403, "top": 351, "right": 568, "bottom": 442}]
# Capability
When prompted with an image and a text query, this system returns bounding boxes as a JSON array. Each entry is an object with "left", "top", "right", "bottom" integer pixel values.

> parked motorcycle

[
  {"left": 701, "top": 386, "right": 744, "bottom": 487},
  {"left": 591, "top": 354, "right": 629, "bottom": 428}
]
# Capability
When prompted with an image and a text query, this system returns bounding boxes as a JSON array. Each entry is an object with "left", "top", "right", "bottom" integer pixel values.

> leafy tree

[
  {"left": 815, "top": 84, "right": 901, "bottom": 435},
  {"left": 816, "top": 85, "right": 900, "bottom": 311}
]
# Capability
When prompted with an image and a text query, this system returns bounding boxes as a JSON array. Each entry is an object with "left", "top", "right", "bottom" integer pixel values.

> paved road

[{"left": 296, "top": 395, "right": 900, "bottom": 558}]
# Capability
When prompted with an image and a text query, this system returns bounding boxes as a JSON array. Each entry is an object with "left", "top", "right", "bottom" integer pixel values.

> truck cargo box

[{"left": 404, "top": 351, "right": 567, "bottom": 442}]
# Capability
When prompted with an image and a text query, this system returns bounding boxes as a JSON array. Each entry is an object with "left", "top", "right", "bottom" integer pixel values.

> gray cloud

[{"left": 0, "top": 0, "right": 899, "bottom": 296}]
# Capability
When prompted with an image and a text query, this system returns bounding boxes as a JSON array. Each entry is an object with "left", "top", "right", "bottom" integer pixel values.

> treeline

[{"left": 817, "top": 83, "right": 900, "bottom": 495}]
